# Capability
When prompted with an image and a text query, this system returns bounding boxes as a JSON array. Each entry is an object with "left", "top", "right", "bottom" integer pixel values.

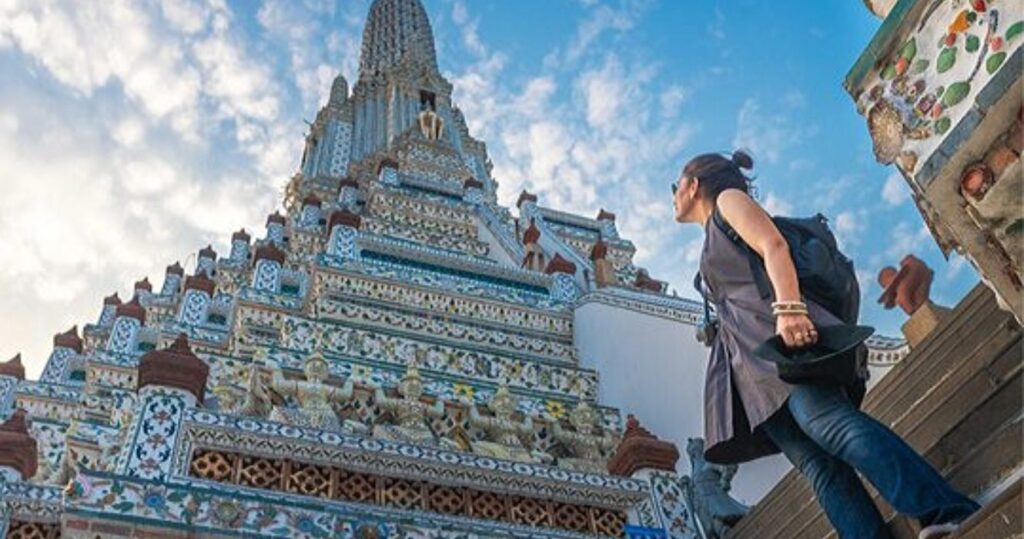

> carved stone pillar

[
  {"left": 327, "top": 209, "right": 362, "bottom": 262},
  {"left": 123, "top": 335, "right": 209, "bottom": 481},
  {"left": 229, "top": 229, "right": 251, "bottom": 264},
  {"left": 546, "top": 254, "right": 578, "bottom": 302}
]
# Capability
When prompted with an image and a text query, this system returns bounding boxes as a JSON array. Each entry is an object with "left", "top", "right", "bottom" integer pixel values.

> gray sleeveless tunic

[{"left": 698, "top": 211, "right": 863, "bottom": 465}]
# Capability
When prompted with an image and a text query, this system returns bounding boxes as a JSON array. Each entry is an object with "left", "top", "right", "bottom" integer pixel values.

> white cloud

[
  {"left": 112, "top": 115, "right": 147, "bottom": 148},
  {"left": 733, "top": 98, "right": 816, "bottom": 164},
  {"left": 761, "top": 192, "right": 794, "bottom": 216},
  {"left": 0, "top": 0, "right": 311, "bottom": 376},
  {"left": 781, "top": 89, "right": 806, "bottom": 109},
  {"left": 707, "top": 7, "right": 726, "bottom": 40},
  {"left": 833, "top": 209, "right": 866, "bottom": 250},
  {"left": 659, "top": 85, "right": 688, "bottom": 118},
  {"left": 886, "top": 221, "right": 933, "bottom": 260},
  {"left": 158, "top": 0, "right": 208, "bottom": 35},
  {"left": 579, "top": 56, "right": 626, "bottom": 130},
  {"left": 452, "top": 0, "right": 486, "bottom": 57},
  {"left": 882, "top": 171, "right": 909, "bottom": 206},
  {"left": 565, "top": 0, "right": 651, "bottom": 62}
]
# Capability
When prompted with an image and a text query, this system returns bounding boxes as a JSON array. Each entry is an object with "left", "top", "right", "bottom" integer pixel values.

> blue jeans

[{"left": 760, "top": 384, "right": 979, "bottom": 539}]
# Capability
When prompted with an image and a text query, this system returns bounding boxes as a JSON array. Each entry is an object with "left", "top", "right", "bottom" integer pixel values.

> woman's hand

[{"left": 776, "top": 312, "right": 818, "bottom": 349}]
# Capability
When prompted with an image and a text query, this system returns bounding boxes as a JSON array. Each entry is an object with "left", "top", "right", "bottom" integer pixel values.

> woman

[{"left": 674, "top": 150, "right": 978, "bottom": 539}]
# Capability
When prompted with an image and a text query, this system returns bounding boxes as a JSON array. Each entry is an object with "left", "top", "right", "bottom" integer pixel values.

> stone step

[
  {"left": 952, "top": 478, "right": 1021, "bottom": 539},
  {"left": 729, "top": 284, "right": 1023, "bottom": 539}
]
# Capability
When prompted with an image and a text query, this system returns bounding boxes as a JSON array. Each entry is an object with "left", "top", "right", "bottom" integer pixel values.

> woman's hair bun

[{"left": 731, "top": 149, "right": 754, "bottom": 170}]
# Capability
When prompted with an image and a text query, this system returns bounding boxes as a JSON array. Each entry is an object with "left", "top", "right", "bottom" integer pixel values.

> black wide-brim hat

[{"left": 754, "top": 324, "right": 875, "bottom": 385}]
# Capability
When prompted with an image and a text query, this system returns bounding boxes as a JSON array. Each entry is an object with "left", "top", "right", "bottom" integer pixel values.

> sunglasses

[{"left": 672, "top": 176, "right": 696, "bottom": 196}]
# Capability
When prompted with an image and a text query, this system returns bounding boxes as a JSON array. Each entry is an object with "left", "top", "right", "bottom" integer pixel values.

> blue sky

[{"left": 0, "top": 0, "right": 979, "bottom": 376}]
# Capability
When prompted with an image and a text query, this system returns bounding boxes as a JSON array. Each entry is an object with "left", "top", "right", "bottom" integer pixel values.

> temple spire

[{"left": 359, "top": 0, "right": 438, "bottom": 78}]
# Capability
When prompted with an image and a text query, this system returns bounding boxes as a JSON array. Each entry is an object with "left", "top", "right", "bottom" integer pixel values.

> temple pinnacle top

[{"left": 359, "top": 0, "right": 439, "bottom": 78}]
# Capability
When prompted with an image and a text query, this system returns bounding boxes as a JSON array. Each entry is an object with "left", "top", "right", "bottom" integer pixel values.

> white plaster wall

[
  {"left": 474, "top": 215, "right": 517, "bottom": 267},
  {"left": 574, "top": 300, "right": 791, "bottom": 505}
]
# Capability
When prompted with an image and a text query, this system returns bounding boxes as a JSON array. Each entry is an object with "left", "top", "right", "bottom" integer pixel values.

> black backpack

[{"left": 697, "top": 207, "right": 860, "bottom": 326}]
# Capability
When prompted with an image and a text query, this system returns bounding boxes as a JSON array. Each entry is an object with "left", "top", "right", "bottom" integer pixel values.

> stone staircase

[{"left": 729, "top": 283, "right": 1022, "bottom": 539}]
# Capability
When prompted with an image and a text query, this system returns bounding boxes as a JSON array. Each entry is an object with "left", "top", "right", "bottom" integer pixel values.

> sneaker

[{"left": 917, "top": 522, "right": 960, "bottom": 539}]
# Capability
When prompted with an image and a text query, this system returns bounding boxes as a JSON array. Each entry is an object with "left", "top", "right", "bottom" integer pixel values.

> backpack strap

[
  {"left": 693, "top": 271, "right": 713, "bottom": 326},
  {"left": 710, "top": 206, "right": 774, "bottom": 301}
]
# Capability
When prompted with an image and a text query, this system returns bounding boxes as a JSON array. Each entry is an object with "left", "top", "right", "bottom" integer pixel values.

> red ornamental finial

[
  {"left": 253, "top": 243, "right": 287, "bottom": 265},
  {"left": 198, "top": 245, "right": 217, "bottom": 260},
  {"left": 53, "top": 326, "right": 83, "bottom": 353},
  {"left": 231, "top": 229, "right": 251, "bottom": 242},
  {"left": 0, "top": 409, "right": 37, "bottom": 480},
  {"left": 302, "top": 193, "right": 322, "bottom": 207},
  {"left": 183, "top": 273, "right": 216, "bottom": 295},
  {"left": 137, "top": 333, "right": 210, "bottom": 403},
  {"left": 0, "top": 354, "right": 25, "bottom": 380},
  {"left": 266, "top": 212, "right": 287, "bottom": 226},
  {"left": 166, "top": 262, "right": 185, "bottom": 276},
  {"left": 516, "top": 190, "right": 538, "bottom": 208},
  {"left": 545, "top": 253, "right": 576, "bottom": 275},
  {"left": 607, "top": 414, "right": 679, "bottom": 476},
  {"left": 328, "top": 209, "right": 362, "bottom": 231},
  {"left": 115, "top": 295, "right": 147, "bottom": 323},
  {"left": 523, "top": 218, "right": 541, "bottom": 244},
  {"left": 590, "top": 238, "right": 608, "bottom": 261}
]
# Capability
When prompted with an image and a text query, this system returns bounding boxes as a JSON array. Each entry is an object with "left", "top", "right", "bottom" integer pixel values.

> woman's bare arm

[
  {"left": 715, "top": 188, "right": 800, "bottom": 303},
  {"left": 716, "top": 188, "right": 818, "bottom": 348}
]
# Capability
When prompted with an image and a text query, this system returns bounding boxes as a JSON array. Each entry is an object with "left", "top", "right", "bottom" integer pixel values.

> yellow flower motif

[
  {"left": 453, "top": 384, "right": 474, "bottom": 401},
  {"left": 546, "top": 400, "right": 566, "bottom": 419}
]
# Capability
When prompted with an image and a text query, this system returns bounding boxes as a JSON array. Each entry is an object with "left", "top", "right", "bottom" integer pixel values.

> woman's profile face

[{"left": 673, "top": 176, "right": 699, "bottom": 224}]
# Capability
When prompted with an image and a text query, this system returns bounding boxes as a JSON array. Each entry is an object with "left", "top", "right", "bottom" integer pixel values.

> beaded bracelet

[{"left": 771, "top": 301, "right": 808, "bottom": 317}]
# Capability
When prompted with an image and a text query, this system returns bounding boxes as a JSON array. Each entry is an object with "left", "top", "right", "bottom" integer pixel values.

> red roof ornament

[
  {"left": 231, "top": 229, "right": 251, "bottom": 243},
  {"left": 634, "top": 269, "right": 664, "bottom": 292},
  {"left": 545, "top": 253, "right": 576, "bottom": 275},
  {"left": 134, "top": 277, "right": 152, "bottom": 292},
  {"left": 115, "top": 295, "right": 146, "bottom": 323},
  {"left": 165, "top": 262, "right": 185, "bottom": 276},
  {"left": 137, "top": 334, "right": 210, "bottom": 404},
  {"left": 516, "top": 190, "right": 538, "bottom": 208},
  {"left": 463, "top": 177, "right": 484, "bottom": 191},
  {"left": 376, "top": 158, "right": 399, "bottom": 174},
  {"left": 0, "top": 354, "right": 25, "bottom": 380},
  {"left": 590, "top": 238, "right": 608, "bottom": 261},
  {"left": 53, "top": 326, "right": 83, "bottom": 354},
  {"left": 253, "top": 243, "right": 287, "bottom": 265},
  {"left": 0, "top": 410, "right": 38, "bottom": 480},
  {"left": 103, "top": 292, "right": 122, "bottom": 306},
  {"left": 266, "top": 212, "right": 287, "bottom": 226},
  {"left": 338, "top": 178, "right": 359, "bottom": 189},
  {"left": 328, "top": 209, "right": 362, "bottom": 231},
  {"left": 183, "top": 274, "right": 216, "bottom": 295},
  {"left": 596, "top": 209, "right": 616, "bottom": 222},
  {"left": 523, "top": 218, "right": 541, "bottom": 244},
  {"left": 607, "top": 414, "right": 680, "bottom": 477},
  {"left": 302, "top": 193, "right": 322, "bottom": 207},
  {"left": 198, "top": 245, "right": 217, "bottom": 260}
]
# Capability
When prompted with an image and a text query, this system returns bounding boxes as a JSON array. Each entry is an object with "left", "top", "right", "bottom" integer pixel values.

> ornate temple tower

[{"left": 0, "top": 1, "right": 906, "bottom": 538}]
